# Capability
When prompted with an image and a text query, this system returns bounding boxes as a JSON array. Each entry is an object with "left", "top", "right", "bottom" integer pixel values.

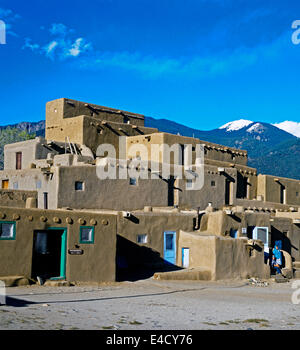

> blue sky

[{"left": 1, "top": 0, "right": 300, "bottom": 130}]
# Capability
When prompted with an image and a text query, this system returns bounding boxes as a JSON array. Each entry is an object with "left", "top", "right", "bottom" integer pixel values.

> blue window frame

[
  {"left": 0, "top": 221, "right": 16, "bottom": 240},
  {"left": 79, "top": 226, "right": 95, "bottom": 244}
]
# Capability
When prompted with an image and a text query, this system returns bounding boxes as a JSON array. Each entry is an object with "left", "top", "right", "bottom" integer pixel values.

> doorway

[
  {"left": 164, "top": 231, "right": 176, "bottom": 265},
  {"left": 31, "top": 228, "right": 67, "bottom": 280},
  {"left": 182, "top": 248, "right": 190, "bottom": 268},
  {"left": 225, "top": 179, "right": 231, "bottom": 205}
]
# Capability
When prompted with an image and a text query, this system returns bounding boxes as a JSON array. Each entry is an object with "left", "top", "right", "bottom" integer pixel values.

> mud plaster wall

[
  {"left": 214, "top": 236, "right": 266, "bottom": 280},
  {"left": 0, "top": 207, "right": 116, "bottom": 282},
  {"left": 46, "top": 98, "right": 157, "bottom": 156},
  {"left": 57, "top": 166, "right": 170, "bottom": 210},
  {"left": 200, "top": 211, "right": 271, "bottom": 237},
  {"left": 178, "top": 233, "right": 216, "bottom": 275},
  {"left": 0, "top": 168, "right": 59, "bottom": 210},
  {"left": 4, "top": 137, "right": 54, "bottom": 171},
  {"left": 257, "top": 174, "right": 300, "bottom": 206},
  {"left": 0, "top": 190, "right": 37, "bottom": 208},
  {"left": 178, "top": 232, "right": 267, "bottom": 280},
  {"left": 117, "top": 212, "right": 196, "bottom": 267},
  {"left": 126, "top": 132, "right": 247, "bottom": 166}
]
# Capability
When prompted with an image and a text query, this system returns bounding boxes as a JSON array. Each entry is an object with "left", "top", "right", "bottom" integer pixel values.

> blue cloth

[
  {"left": 273, "top": 247, "right": 282, "bottom": 262},
  {"left": 275, "top": 240, "right": 282, "bottom": 250}
]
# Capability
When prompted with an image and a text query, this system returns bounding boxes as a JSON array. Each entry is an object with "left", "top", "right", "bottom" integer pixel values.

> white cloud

[
  {"left": 23, "top": 23, "right": 92, "bottom": 60},
  {"left": 273, "top": 121, "right": 300, "bottom": 138},
  {"left": 22, "top": 38, "right": 40, "bottom": 51},
  {"left": 0, "top": 7, "right": 21, "bottom": 37},
  {"left": 44, "top": 40, "right": 58, "bottom": 58},
  {"left": 67, "top": 38, "right": 91, "bottom": 57}
]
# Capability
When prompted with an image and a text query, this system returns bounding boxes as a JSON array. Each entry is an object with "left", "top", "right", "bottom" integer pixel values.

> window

[
  {"left": 137, "top": 234, "right": 148, "bottom": 244},
  {"left": 2, "top": 180, "right": 9, "bottom": 189},
  {"left": 80, "top": 226, "right": 94, "bottom": 244},
  {"left": 186, "top": 179, "right": 193, "bottom": 189},
  {"left": 75, "top": 181, "right": 84, "bottom": 191},
  {"left": 256, "top": 228, "right": 268, "bottom": 245},
  {"left": 296, "top": 192, "right": 299, "bottom": 197},
  {"left": 279, "top": 184, "right": 286, "bottom": 204},
  {"left": 36, "top": 180, "right": 42, "bottom": 189},
  {"left": 230, "top": 229, "right": 238, "bottom": 238},
  {"left": 16, "top": 152, "right": 22, "bottom": 170},
  {"left": 13, "top": 182, "right": 18, "bottom": 190},
  {"left": 165, "top": 233, "right": 174, "bottom": 250},
  {"left": 211, "top": 180, "right": 216, "bottom": 187},
  {"left": 0, "top": 222, "right": 16, "bottom": 240},
  {"left": 129, "top": 177, "right": 137, "bottom": 186}
]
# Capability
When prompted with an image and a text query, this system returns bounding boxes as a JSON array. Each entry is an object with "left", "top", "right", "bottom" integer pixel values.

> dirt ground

[{"left": 0, "top": 278, "right": 300, "bottom": 330}]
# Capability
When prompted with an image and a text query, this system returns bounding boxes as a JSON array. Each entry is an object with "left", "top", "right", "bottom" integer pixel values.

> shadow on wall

[
  {"left": 116, "top": 235, "right": 182, "bottom": 282},
  {"left": 271, "top": 226, "right": 293, "bottom": 257}
]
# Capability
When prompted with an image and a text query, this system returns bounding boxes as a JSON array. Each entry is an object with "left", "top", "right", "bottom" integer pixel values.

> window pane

[
  {"left": 166, "top": 234, "right": 174, "bottom": 250},
  {"left": 137, "top": 234, "right": 147, "bottom": 244},
  {"left": 129, "top": 178, "right": 137, "bottom": 186},
  {"left": 75, "top": 181, "right": 84, "bottom": 191},
  {"left": 35, "top": 232, "right": 48, "bottom": 254},
  {"left": 186, "top": 179, "right": 193, "bottom": 188},
  {"left": 81, "top": 227, "right": 93, "bottom": 242},
  {"left": 257, "top": 228, "right": 267, "bottom": 244},
  {"left": 1, "top": 223, "right": 14, "bottom": 238}
]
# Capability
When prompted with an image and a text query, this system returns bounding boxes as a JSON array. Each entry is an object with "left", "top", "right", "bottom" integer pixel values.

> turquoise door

[{"left": 164, "top": 231, "right": 176, "bottom": 265}]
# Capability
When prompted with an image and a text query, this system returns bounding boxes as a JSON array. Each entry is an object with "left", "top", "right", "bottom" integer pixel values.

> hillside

[{"left": 0, "top": 127, "right": 36, "bottom": 169}]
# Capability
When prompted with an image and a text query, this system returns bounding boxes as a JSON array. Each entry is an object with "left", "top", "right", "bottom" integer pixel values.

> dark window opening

[{"left": 75, "top": 181, "right": 84, "bottom": 191}]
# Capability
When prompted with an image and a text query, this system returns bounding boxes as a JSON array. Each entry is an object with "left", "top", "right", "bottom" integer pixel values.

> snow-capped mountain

[
  {"left": 219, "top": 119, "right": 253, "bottom": 132},
  {"left": 219, "top": 119, "right": 300, "bottom": 138},
  {"left": 272, "top": 121, "right": 300, "bottom": 138}
]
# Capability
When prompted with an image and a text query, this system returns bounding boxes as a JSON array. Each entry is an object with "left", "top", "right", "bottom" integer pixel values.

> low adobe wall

[
  {"left": 178, "top": 231, "right": 269, "bottom": 280},
  {"left": 0, "top": 190, "right": 37, "bottom": 208}
]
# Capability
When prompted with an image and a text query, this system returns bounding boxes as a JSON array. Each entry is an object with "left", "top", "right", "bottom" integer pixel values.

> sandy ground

[{"left": 0, "top": 278, "right": 300, "bottom": 330}]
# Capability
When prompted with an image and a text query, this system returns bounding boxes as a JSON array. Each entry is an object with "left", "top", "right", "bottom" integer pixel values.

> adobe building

[{"left": 0, "top": 98, "right": 299, "bottom": 285}]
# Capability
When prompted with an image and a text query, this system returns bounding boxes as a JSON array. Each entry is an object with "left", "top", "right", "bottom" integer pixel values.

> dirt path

[{"left": 0, "top": 278, "right": 300, "bottom": 330}]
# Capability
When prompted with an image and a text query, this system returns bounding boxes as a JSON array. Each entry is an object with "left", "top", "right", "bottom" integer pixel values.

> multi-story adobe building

[{"left": 0, "top": 98, "right": 299, "bottom": 285}]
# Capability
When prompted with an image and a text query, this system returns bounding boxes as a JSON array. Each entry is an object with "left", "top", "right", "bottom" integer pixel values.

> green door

[{"left": 32, "top": 228, "right": 67, "bottom": 280}]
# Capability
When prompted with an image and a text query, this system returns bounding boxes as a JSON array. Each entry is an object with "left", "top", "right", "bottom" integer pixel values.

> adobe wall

[
  {"left": 126, "top": 132, "right": 248, "bottom": 166},
  {"left": 178, "top": 232, "right": 216, "bottom": 275},
  {"left": 257, "top": 174, "right": 300, "bottom": 206},
  {"left": 214, "top": 236, "right": 267, "bottom": 280},
  {"left": 4, "top": 137, "right": 56, "bottom": 170},
  {"left": 56, "top": 165, "right": 170, "bottom": 210},
  {"left": 0, "top": 190, "right": 37, "bottom": 208},
  {"left": 0, "top": 206, "right": 116, "bottom": 282},
  {"left": 178, "top": 232, "right": 267, "bottom": 280},
  {"left": 200, "top": 210, "right": 271, "bottom": 237},
  {"left": 0, "top": 168, "right": 59, "bottom": 210},
  {"left": 45, "top": 98, "right": 158, "bottom": 156},
  {"left": 117, "top": 211, "right": 197, "bottom": 268},
  {"left": 46, "top": 98, "right": 145, "bottom": 127}
]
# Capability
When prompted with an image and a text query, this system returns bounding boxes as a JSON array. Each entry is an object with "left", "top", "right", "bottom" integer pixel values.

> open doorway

[{"left": 31, "top": 228, "right": 67, "bottom": 281}]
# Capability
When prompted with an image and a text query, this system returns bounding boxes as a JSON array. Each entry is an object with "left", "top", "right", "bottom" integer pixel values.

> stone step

[
  {"left": 293, "top": 261, "right": 300, "bottom": 269},
  {"left": 0, "top": 276, "right": 30, "bottom": 287},
  {"left": 294, "top": 270, "right": 300, "bottom": 279},
  {"left": 274, "top": 274, "right": 289, "bottom": 283},
  {"left": 43, "top": 280, "right": 71, "bottom": 287}
]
